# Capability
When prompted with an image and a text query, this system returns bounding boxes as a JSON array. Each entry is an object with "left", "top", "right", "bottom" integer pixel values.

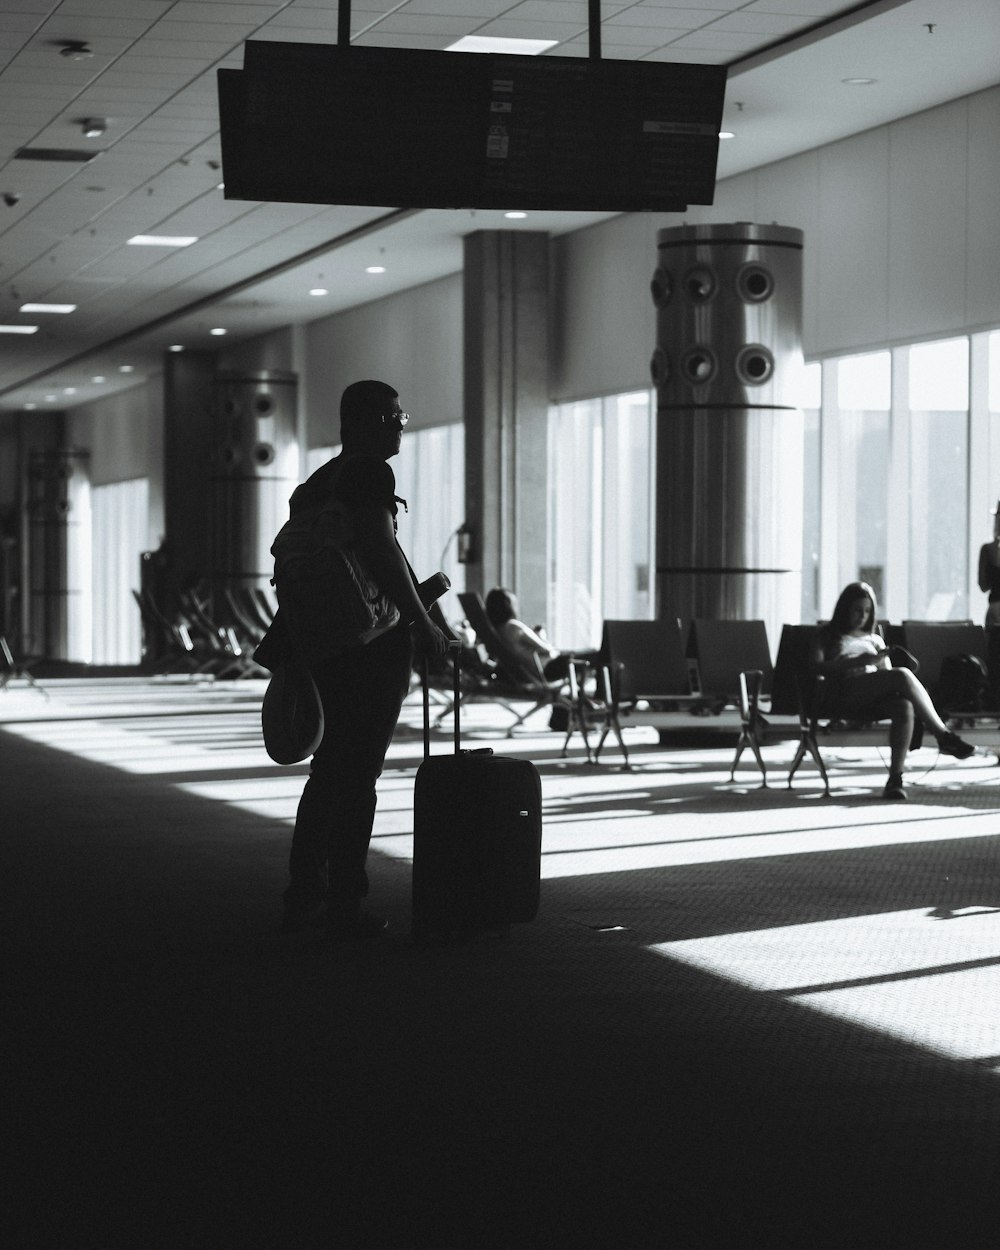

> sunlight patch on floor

[
  {"left": 650, "top": 908, "right": 1000, "bottom": 1066},
  {"left": 6, "top": 695, "right": 1000, "bottom": 886}
]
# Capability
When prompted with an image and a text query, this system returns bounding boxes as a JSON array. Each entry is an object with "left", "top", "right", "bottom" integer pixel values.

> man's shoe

[
  {"left": 326, "top": 909, "right": 389, "bottom": 941},
  {"left": 882, "top": 774, "right": 907, "bottom": 801},
  {"left": 936, "top": 731, "right": 975, "bottom": 760}
]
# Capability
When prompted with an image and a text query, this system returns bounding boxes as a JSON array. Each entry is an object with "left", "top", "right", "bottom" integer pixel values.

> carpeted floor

[{"left": 4, "top": 677, "right": 1000, "bottom": 1248}]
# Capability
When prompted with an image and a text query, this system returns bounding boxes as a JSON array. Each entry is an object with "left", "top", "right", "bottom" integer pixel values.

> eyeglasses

[{"left": 384, "top": 409, "right": 409, "bottom": 426}]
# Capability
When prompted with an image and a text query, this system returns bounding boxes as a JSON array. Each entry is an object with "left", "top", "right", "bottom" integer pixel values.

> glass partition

[
  {"left": 907, "top": 337, "right": 969, "bottom": 619},
  {"left": 547, "top": 392, "right": 655, "bottom": 650},
  {"left": 836, "top": 353, "right": 890, "bottom": 607},
  {"left": 800, "top": 362, "right": 822, "bottom": 621}
]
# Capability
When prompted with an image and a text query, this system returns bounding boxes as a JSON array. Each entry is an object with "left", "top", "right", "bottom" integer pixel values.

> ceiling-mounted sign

[{"left": 218, "top": 42, "right": 727, "bottom": 213}]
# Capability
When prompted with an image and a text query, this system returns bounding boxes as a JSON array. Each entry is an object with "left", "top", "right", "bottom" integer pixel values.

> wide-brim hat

[{"left": 261, "top": 659, "right": 324, "bottom": 765}]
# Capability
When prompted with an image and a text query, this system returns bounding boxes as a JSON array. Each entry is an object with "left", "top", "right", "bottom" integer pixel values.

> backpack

[
  {"left": 270, "top": 497, "right": 399, "bottom": 662},
  {"left": 936, "top": 653, "right": 988, "bottom": 713}
]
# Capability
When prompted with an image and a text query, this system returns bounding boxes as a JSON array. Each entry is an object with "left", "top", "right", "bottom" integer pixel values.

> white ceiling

[{"left": 0, "top": 0, "right": 997, "bottom": 414}]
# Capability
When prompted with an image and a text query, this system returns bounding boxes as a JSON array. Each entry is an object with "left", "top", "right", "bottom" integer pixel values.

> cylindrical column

[
  {"left": 209, "top": 371, "right": 298, "bottom": 599},
  {"left": 652, "top": 223, "right": 805, "bottom": 643},
  {"left": 26, "top": 448, "right": 90, "bottom": 660}
]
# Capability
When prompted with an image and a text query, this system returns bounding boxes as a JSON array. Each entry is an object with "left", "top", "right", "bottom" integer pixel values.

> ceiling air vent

[{"left": 15, "top": 147, "right": 99, "bottom": 163}]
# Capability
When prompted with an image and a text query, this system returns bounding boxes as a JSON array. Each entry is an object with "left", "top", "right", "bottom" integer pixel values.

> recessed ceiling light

[
  {"left": 45, "top": 394, "right": 57, "bottom": 402},
  {"left": 119, "top": 365, "right": 134, "bottom": 373},
  {"left": 126, "top": 235, "right": 198, "bottom": 247},
  {"left": 81, "top": 118, "right": 106, "bottom": 138},
  {"left": 168, "top": 344, "right": 184, "bottom": 352},
  {"left": 504, "top": 211, "right": 527, "bottom": 220},
  {"left": 210, "top": 327, "right": 227, "bottom": 336},
  {"left": 63, "top": 387, "right": 77, "bottom": 395},
  {"left": 20, "top": 303, "right": 76, "bottom": 314},
  {"left": 309, "top": 287, "right": 329, "bottom": 296},
  {"left": 366, "top": 266, "right": 386, "bottom": 275},
  {"left": 842, "top": 77, "right": 877, "bottom": 85},
  {"left": 91, "top": 376, "right": 106, "bottom": 383},
  {"left": 719, "top": 131, "right": 735, "bottom": 140},
  {"left": 447, "top": 36, "right": 557, "bottom": 55},
  {"left": 24, "top": 402, "right": 36, "bottom": 410},
  {"left": 0, "top": 325, "right": 39, "bottom": 334}
]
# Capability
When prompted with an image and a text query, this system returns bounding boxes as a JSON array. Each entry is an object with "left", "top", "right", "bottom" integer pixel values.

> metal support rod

[
  {"left": 338, "top": 0, "right": 351, "bottom": 47},
  {"left": 589, "top": 0, "right": 602, "bottom": 59}
]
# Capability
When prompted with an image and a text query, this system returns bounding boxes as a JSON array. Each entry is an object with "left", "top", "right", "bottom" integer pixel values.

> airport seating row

[
  {"left": 540, "top": 616, "right": 1000, "bottom": 781},
  {"left": 133, "top": 582, "right": 278, "bottom": 678}
]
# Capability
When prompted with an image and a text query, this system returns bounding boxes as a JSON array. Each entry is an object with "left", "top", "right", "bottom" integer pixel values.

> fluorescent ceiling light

[
  {"left": 126, "top": 234, "right": 198, "bottom": 247},
  {"left": 504, "top": 211, "right": 527, "bottom": 220},
  {"left": 0, "top": 324, "right": 38, "bottom": 334},
  {"left": 210, "top": 327, "right": 227, "bottom": 336},
  {"left": 366, "top": 266, "right": 386, "bottom": 275},
  {"left": 446, "top": 36, "right": 557, "bottom": 55},
  {"left": 20, "top": 303, "right": 76, "bottom": 314}
]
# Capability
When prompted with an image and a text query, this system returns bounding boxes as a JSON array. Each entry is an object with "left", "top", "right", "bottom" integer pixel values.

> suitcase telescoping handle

[{"left": 421, "top": 641, "right": 463, "bottom": 759}]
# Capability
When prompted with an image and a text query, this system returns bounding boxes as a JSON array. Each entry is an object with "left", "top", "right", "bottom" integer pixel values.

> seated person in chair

[
  {"left": 485, "top": 587, "right": 604, "bottom": 682},
  {"left": 485, "top": 587, "right": 562, "bottom": 677},
  {"left": 811, "top": 581, "right": 974, "bottom": 801}
]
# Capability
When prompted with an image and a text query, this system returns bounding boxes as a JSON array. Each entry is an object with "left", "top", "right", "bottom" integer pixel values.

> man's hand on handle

[{"left": 412, "top": 614, "right": 449, "bottom": 657}]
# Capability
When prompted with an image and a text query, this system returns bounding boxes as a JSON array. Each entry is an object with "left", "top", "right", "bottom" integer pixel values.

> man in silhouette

[{"left": 278, "top": 379, "right": 447, "bottom": 938}]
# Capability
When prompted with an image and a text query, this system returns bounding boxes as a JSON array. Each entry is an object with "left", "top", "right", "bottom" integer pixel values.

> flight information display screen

[{"left": 219, "top": 42, "right": 727, "bottom": 213}]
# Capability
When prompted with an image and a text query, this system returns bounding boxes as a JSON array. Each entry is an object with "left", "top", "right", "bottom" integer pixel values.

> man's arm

[{"left": 352, "top": 503, "right": 448, "bottom": 654}]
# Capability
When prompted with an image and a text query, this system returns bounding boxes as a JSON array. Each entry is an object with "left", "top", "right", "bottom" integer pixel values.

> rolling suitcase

[{"left": 412, "top": 647, "right": 542, "bottom": 942}]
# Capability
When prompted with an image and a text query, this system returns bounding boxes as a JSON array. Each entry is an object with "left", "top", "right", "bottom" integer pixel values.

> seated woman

[
  {"left": 484, "top": 587, "right": 564, "bottom": 678},
  {"left": 811, "top": 581, "right": 974, "bottom": 800}
]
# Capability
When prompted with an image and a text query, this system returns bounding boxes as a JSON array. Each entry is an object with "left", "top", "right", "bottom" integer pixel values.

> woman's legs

[
  {"left": 827, "top": 670, "right": 974, "bottom": 794},
  {"left": 834, "top": 668, "right": 961, "bottom": 738},
  {"left": 886, "top": 668, "right": 951, "bottom": 736},
  {"left": 885, "top": 695, "right": 915, "bottom": 776}
]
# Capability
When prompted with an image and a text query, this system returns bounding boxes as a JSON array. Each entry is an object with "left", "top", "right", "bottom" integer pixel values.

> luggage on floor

[{"left": 412, "top": 648, "right": 542, "bottom": 942}]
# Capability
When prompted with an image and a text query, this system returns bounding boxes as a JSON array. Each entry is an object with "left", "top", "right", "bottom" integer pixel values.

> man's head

[{"left": 340, "top": 380, "right": 408, "bottom": 459}]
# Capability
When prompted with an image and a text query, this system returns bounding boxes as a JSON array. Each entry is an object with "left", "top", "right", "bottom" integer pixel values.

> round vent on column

[
  {"left": 683, "top": 266, "right": 716, "bottom": 302},
  {"left": 734, "top": 344, "right": 775, "bottom": 386},
  {"left": 682, "top": 347, "right": 717, "bottom": 385},
  {"left": 650, "top": 347, "right": 670, "bottom": 386},
  {"left": 253, "top": 442, "right": 276, "bottom": 466},
  {"left": 650, "top": 267, "right": 673, "bottom": 308},
  {"left": 253, "top": 393, "right": 275, "bottom": 416},
  {"left": 736, "top": 264, "right": 774, "bottom": 303}
]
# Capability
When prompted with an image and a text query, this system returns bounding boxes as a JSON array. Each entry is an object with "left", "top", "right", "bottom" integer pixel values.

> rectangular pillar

[{"left": 463, "top": 230, "right": 550, "bottom": 626}]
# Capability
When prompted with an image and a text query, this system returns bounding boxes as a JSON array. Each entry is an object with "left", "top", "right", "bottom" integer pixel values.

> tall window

[
  {"left": 907, "top": 337, "right": 969, "bottom": 619},
  {"left": 547, "top": 392, "right": 655, "bottom": 649},
  {"left": 392, "top": 423, "right": 466, "bottom": 622},
  {"left": 91, "top": 478, "right": 150, "bottom": 665},
  {"left": 988, "top": 331, "right": 1000, "bottom": 516},
  {"left": 800, "top": 362, "right": 822, "bottom": 621},
  {"left": 836, "top": 353, "right": 891, "bottom": 607}
]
